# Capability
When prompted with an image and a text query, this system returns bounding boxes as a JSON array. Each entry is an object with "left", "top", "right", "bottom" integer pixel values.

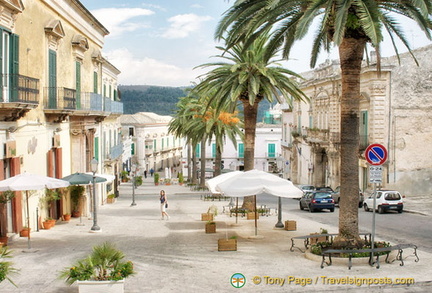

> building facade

[
  {"left": 0, "top": 0, "right": 122, "bottom": 240},
  {"left": 282, "top": 46, "right": 432, "bottom": 196}
]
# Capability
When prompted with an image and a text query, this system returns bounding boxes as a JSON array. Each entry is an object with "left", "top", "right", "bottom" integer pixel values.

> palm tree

[
  {"left": 194, "top": 31, "right": 307, "bottom": 210},
  {"left": 216, "top": 0, "right": 432, "bottom": 246}
]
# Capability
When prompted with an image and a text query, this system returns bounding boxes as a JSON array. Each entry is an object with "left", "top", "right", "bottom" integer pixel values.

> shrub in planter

[
  {"left": 70, "top": 186, "right": 85, "bottom": 217},
  {"left": 0, "top": 247, "right": 18, "bottom": 287},
  {"left": 60, "top": 242, "right": 135, "bottom": 285},
  {"left": 154, "top": 173, "right": 160, "bottom": 185}
]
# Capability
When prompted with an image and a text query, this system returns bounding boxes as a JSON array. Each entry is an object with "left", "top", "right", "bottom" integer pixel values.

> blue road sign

[{"left": 365, "top": 144, "right": 388, "bottom": 165}]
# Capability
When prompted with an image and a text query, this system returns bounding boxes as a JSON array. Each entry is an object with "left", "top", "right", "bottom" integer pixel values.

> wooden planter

[
  {"left": 285, "top": 220, "right": 297, "bottom": 231},
  {"left": 77, "top": 279, "right": 125, "bottom": 293},
  {"left": 247, "top": 212, "right": 259, "bottom": 220},
  {"left": 205, "top": 222, "right": 216, "bottom": 233},
  {"left": 201, "top": 213, "right": 214, "bottom": 221},
  {"left": 309, "top": 233, "right": 327, "bottom": 244},
  {"left": 218, "top": 239, "right": 237, "bottom": 251},
  {"left": 20, "top": 228, "right": 31, "bottom": 237}
]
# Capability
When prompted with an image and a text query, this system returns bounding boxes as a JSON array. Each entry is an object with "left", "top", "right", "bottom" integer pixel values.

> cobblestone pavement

[{"left": 0, "top": 177, "right": 431, "bottom": 292}]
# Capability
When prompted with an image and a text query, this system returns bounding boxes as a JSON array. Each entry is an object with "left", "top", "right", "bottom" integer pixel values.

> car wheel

[
  {"left": 398, "top": 209, "right": 403, "bottom": 214},
  {"left": 299, "top": 203, "right": 304, "bottom": 210},
  {"left": 330, "top": 208, "right": 334, "bottom": 212},
  {"left": 363, "top": 204, "right": 369, "bottom": 212},
  {"left": 378, "top": 206, "right": 384, "bottom": 214},
  {"left": 308, "top": 205, "right": 315, "bottom": 213}
]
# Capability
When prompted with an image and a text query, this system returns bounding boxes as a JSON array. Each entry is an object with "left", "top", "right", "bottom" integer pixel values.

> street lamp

[
  {"left": 90, "top": 158, "right": 101, "bottom": 232},
  {"left": 275, "top": 155, "right": 284, "bottom": 228},
  {"left": 131, "top": 164, "right": 137, "bottom": 206}
]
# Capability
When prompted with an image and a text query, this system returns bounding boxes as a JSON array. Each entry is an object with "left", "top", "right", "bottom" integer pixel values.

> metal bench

[
  {"left": 321, "top": 243, "right": 419, "bottom": 269},
  {"left": 290, "top": 233, "right": 371, "bottom": 253}
]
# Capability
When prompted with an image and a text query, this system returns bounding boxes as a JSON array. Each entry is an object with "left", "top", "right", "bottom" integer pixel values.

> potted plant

[
  {"left": 201, "top": 205, "right": 218, "bottom": 221},
  {"left": 43, "top": 217, "right": 55, "bottom": 230},
  {"left": 218, "top": 236, "right": 237, "bottom": 251},
  {"left": 134, "top": 176, "right": 143, "bottom": 187},
  {"left": 310, "top": 228, "right": 328, "bottom": 244},
  {"left": 69, "top": 186, "right": 85, "bottom": 218},
  {"left": 205, "top": 220, "right": 216, "bottom": 233},
  {"left": 154, "top": 173, "right": 159, "bottom": 185},
  {"left": 60, "top": 242, "right": 135, "bottom": 293},
  {"left": 178, "top": 173, "right": 184, "bottom": 186},
  {"left": 0, "top": 247, "right": 18, "bottom": 287},
  {"left": 120, "top": 171, "right": 129, "bottom": 182},
  {"left": 19, "top": 226, "right": 31, "bottom": 237},
  {"left": 63, "top": 213, "right": 71, "bottom": 221},
  {"left": 107, "top": 194, "right": 116, "bottom": 204}
]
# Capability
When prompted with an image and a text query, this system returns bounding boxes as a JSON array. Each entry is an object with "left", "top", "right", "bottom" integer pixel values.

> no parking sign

[{"left": 365, "top": 144, "right": 387, "bottom": 166}]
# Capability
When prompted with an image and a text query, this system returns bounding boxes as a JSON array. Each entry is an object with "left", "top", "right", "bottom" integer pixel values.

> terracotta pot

[
  {"left": 63, "top": 214, "right": 71, "bottom": 221},
  {"left": 72, "top": 210, "right": 81, "bottom": 218},
  {"left": 0, "top": 236, "right": 8, "bottom": 246},
  {"left": 43, "top": 221, "right": 53, "bottom": 230},
  {"left": 20, "top": 228, "right": 31, "bottom": 237}
]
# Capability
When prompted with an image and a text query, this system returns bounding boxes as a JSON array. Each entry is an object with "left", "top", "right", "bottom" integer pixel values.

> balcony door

[{"left": 48, "top": 49, "right": 57, "bottom": 108}]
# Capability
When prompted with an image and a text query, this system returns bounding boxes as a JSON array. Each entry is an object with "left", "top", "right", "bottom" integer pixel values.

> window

[
  {"left": 268, "top": 143, "right": 276, "bottom": 158},
  {"left": 195, "top": 143, "right": 200, "bottom": 158},
  {"left": 75, "top": 61, "right": 81, "bottom": 109},
  {"left": 48, "top": 49, "right": 57, "bottom": 108},
  {"left": 128, "top": 127, "right": 134, "bottom": 136},
  {"left": 238, "top": 143, "right": 244, "bottom": 158},
  {"left": 93, "top": 71, "right": 98, "bottom": 93}
]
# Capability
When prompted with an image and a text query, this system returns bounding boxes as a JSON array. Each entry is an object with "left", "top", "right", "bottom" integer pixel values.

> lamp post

[
  {"left": 90, "top": 158, "right": 101, "bottom": 232},
  {"left": 275, "top": 155, "right": 284, "bottom": 228},
  {"left": 131, "top": 164, "right": 137, "bottom": 206}
]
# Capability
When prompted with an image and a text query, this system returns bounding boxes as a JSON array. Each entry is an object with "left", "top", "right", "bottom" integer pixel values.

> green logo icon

[{"left": 230, "top": 273, "right": 246, "bottom": 288}]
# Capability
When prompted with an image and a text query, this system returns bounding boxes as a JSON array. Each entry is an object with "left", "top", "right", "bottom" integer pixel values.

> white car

[{"left": 363, "top": 190, "right": 403, "bottom": 214}]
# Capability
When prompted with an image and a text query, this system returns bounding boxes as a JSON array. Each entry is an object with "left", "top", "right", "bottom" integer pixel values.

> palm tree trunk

[
  {"left": 192, "top": 143, "right": 198, "bottom": 185},
  {"left": 334, "top": 37, "right": 367, "bottom": 248},
  {"left": 241, "top": 96, "right": 260, "bottom": 211},
  {"left": 187, "top": 144, "right": 191, "bottom": 182},
  {"left": 214, "top": 144, "right": 222, "bottom": 176},
  {"left": 200, "top": 137, "right": 206, "bottom": 188}
]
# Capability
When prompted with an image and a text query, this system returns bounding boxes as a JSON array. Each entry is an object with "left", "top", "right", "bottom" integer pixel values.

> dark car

[
  {"left": 332, "top": 186, "right": 364, "bottom": 208},
  {"left": 299, "top": 191, "right": 335, "bottom": 212}
]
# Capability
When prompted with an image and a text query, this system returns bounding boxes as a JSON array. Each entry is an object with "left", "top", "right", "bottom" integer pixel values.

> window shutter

[{"left": 10, "top": 34, "right": 19, "bottom": 102}]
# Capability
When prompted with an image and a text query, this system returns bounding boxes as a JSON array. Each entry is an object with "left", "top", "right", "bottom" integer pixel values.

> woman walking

[{"left": 160, "top": 190, "right": 170, "bottom": 220}]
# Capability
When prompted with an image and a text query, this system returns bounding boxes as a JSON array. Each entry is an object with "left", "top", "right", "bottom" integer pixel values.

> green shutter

[
  {"left": 212, "top": 143, "right": 216, "bottom": 158},
  {"left": 153, "top": 140, "right": 157, "bottom": 152},
  {"left": 48, "top": 50, "right": 57, "bottom": 108},
  {"left": 114, "top": 89, "right": 117, "bottom": 101},
  {"left": 268, "top": 144, "right": 276, "bottom": 158},
  {"left": 0, "top": 30, "right": 3, "bottom": 100},
  {"left": 94, "top": 137, "right": 99, "bottom": 161},
  {"left": 196, "top": 143, "right": 200, "bottom": 158},
  {"left": 9, "top": 34, "right": 19, "bottom": 102},
  {"left": 131, "top": 143, "right": 135, "bottom": 155},
  {"left": 93, "top": 71, "right": 98, "bottom": 93},
  {"left": 75, "top": 61, "right": 81, "bottom": 109},
  {"left": 238, "top": 143, "right": 244, "bottom": 158}
]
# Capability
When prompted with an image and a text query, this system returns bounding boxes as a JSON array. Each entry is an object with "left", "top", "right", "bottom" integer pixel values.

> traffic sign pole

[{"left": 365, "top": 144, "right": 388, "bottom": 266}]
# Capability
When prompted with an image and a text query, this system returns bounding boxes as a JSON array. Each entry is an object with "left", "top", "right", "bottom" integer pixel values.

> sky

[{"left": 79, "top": 0, "right": 432, "bottom": 87}]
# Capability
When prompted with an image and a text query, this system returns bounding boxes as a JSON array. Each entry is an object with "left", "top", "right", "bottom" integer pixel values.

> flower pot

[
  {"left": 309, "top": 233, "right": 327, "bottom": 244},
  {"left": 72, "top": 210, "right": 81, "bottom": 218},
  {"left": 77, "top": 279, "right": 125, "bottom": 293},
  {"left": 43, "top": 221, "right": 53, "bottom": 230},
  {"left": 107, "top": 197, "right": 116, "bottom": 204},
  {"left": 63, "top": 214, "right": 71, "bottom": 221},
  {"left": 0, "top": 236, "right": 8, "bottom": 246},
  {"left": 205, "top": 222, "right": 216, "bottom": 233},
  {"left": 218, "top": 239, "right": 237, "bottom": 251},
  {"left": 20, "top": 228, "right": 31, "bottom": 237},
  {"left": 201, "top": 213, "right": 214, "bottom": 221}
]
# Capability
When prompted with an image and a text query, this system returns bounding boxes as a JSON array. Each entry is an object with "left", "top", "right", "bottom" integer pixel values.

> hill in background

[{"left": 119, "top": 85, "right": 272, "bottom": 121}]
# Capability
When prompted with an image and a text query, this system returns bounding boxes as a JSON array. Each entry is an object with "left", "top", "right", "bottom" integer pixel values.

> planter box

[
  {"left": 309, "top": 233, "right": 327, "bottom": 244},
  {"left": 218, "top": 239, "right": 237, "bottom": 251},
  {"left": 205, "top": 222, "right": 216, "bottom": 233},
  {"left": 77, "top": 279, "right": 125, "bottom": 293},
  {"left": 201, "top": 213, "right": 214, "bottom": 221},
  {"left": 247, "top": 212, "right": 259, "bottom": 220},
  {"left": 285, "top": 220, "right": 297, "bottom": 231}
]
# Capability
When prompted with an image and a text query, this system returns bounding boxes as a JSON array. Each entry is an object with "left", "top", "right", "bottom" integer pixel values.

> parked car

[
  {"left": 332, "top": 186, "right": 364, "bottom": 208},
  {"left": 315, "top": 186, "right": 334, "bottom": 193},
  {"left": 363, "top": 190, "right": 403, "bottom": 214},
  {"left": 299, "top": 191, "right": 335, "bottom": 212},
  {"left": 297, "top": 185, "right": 315, "bottom": 194}
]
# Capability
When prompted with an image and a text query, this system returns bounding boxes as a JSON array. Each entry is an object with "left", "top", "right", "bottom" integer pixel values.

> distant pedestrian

[
  {"left": 160, "top": 190, "right": 170, "bottom": 220},
  {"left": 144, "top": 170, "right": 147, "bottom": 178},
  {"left": 150, "top": 168, "right": 154, "bottom": 177}
]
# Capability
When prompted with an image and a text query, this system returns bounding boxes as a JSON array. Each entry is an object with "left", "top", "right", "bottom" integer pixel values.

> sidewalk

[{"left": 1, "top": 176, "right": 431, "bottom": 292}]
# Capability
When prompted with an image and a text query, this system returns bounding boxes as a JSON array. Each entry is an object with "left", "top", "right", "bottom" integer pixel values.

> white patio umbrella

[
  {"left": 205, "top": 171, "right": 242, "bottom": 194},
  {"left": 215, "top": 169, "right": 303, "bottom": 236},
  {"left": 0, "top": 173, "right": 70, "bottom": 249}
]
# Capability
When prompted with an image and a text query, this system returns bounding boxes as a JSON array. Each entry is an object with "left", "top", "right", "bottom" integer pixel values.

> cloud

[
  {"left": 162, "top": 14, "right": 212, "bottom": 39},
  {"left": 105, "top": 48, "right": 203, "bottom": 87},
  {"left": 90, "top": 8, "right": 154, "bottom": 37}
]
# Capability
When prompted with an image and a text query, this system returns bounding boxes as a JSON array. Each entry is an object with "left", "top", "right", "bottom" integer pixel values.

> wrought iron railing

[
  {"left": 5, "top": 74, "right": 39, "bottom": 104},
  {"left": 44, "top": 87, "right": 76, "bottom": 110}
]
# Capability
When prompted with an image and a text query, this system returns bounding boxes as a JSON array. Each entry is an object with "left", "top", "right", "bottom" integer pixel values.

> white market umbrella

[
  {"left": 205, "top": 171, "right": 242, "bottom": 194},
  {"left": 0, "top": 173, "right": 70, "bottom": 248},
  {"left": 215, "top": 170, "right": 303, "bottom": 236}
]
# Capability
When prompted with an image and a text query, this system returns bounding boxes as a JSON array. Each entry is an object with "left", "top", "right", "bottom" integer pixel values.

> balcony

[
  {"left": 44, "top": 87, "right": 76, "bottom": 122},
  {"left": 103, "top": 97, "right": 123, "bottom": 115},
  {"left": 305, "top": 128, "right": 330, "bottom": 144},
  {"left": 106, "top": 142, "right": 123, "bottom": 161},
  {"left": 0, "top": 74, "right": 39, "bottom": 121}
]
